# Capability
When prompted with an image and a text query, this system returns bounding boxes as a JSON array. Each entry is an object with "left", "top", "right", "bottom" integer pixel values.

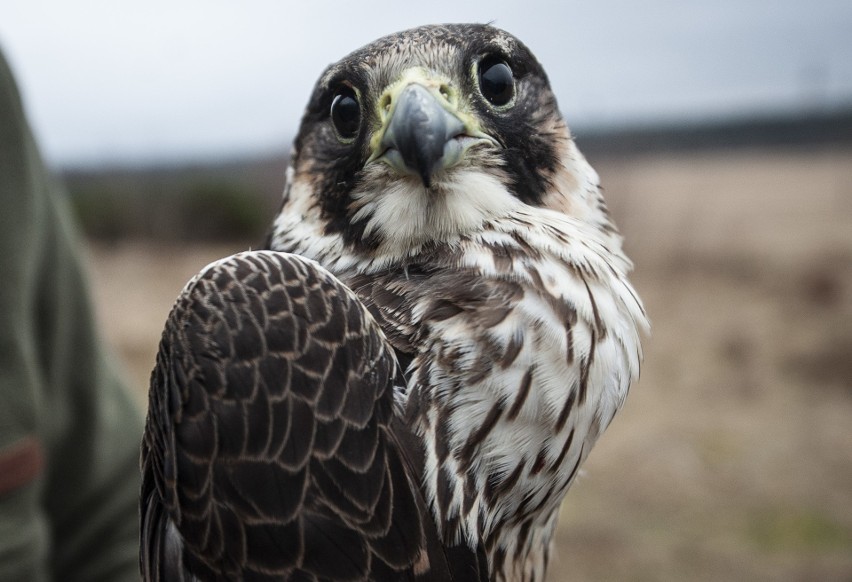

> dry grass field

[{"left": 85, "top": 147, "right": 852, "bottom": 581}]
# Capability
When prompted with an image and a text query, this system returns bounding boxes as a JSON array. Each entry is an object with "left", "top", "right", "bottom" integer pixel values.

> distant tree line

[
  {"left": 575, "top": 106, "right": 852, "bottom": 158},
  {"left": 63, "top": 155, "right": 286, "bottom": 243}
]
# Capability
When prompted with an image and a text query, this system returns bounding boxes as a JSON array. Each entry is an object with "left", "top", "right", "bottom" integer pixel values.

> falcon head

[{"left": 269, "top": 23, "right": 613, "bottom": 266}]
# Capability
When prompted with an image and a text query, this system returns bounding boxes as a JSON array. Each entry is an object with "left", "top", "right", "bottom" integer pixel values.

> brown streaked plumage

[{"left": 141, "top": 23, "right": 648, "bottom": 582}]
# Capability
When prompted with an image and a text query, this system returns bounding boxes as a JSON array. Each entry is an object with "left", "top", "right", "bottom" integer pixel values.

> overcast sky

[{"left": 1, "top": 0, "right": 851, "bottom": 167}]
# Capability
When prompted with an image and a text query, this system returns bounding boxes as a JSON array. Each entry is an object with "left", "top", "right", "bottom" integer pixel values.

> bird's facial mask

[{"left": 366, "top": 68, "right": 499, "bottom": 188}]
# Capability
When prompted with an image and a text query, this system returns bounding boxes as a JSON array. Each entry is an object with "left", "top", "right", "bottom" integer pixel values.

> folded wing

[{"left": 140, "top": 251, "right": 467, "bottom": 581}]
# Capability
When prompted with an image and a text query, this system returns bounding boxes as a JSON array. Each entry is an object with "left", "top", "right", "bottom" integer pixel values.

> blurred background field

[
  {"left": 76, "top": 121, "right": 852, "bottom": 581},
  {"left": 3, "top": 2, "right": 851, "bottom": 579}
]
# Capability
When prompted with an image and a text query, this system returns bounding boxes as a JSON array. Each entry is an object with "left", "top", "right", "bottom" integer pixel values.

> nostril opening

[
  {"left": 380, "top": 94, "right": 392, "bottom": 113},
  {"left": 438, "top": 84, "right": 451, "bottom": 101}
]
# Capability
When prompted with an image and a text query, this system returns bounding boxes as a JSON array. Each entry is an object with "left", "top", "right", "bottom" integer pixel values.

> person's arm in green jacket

[{"left": 0, "top": 46, "right": 143, "bottom": 581}]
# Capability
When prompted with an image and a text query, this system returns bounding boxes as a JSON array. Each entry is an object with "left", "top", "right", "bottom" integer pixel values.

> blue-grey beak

[{"left": 378, "top": 84, "right": 466, "bottom": 187}]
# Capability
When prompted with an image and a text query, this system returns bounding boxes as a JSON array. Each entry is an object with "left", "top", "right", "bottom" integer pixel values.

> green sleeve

[{"left": 0, "top": 47, "right": 144, "bottom": 581}]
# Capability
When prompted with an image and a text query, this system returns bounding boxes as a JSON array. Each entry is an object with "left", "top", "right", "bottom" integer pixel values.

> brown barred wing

[{"left": 140, "top": 251, "right": 437, "bottom": 581}]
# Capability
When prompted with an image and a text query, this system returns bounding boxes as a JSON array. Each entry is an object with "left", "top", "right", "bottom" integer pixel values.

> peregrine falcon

[{"left": 140, "top": 23, "right": 648, "bottom": 582}]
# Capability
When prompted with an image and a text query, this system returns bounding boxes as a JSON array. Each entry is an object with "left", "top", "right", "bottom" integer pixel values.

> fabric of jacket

[{"left": 0, "top": 47, "right": 144, "bottom": 581}]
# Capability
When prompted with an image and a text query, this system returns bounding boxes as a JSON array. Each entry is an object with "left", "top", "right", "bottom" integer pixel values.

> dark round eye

[
  {"left": 478, "top": 56, "right": 515, "bottom": 106},
  {"left": 330, "top": 86, "right": 360, "bottom": 140}
]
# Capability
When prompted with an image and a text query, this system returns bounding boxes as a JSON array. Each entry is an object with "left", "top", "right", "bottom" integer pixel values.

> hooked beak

[{"left": 369, "top": 74, "right": 498, "bottom": 187}]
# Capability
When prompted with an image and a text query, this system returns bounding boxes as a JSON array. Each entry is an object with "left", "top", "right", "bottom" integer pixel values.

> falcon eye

[
  {"left": 478, "top": 56, "right": 515, "bottom": 107},
  {"left": 330, "top": 86, "right": 361, "bottom": 140}
]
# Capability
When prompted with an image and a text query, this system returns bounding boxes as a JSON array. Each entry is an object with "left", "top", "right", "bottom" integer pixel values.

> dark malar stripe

[{"left": 506, "top": 366, "right": 535, "bottom": 420}]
